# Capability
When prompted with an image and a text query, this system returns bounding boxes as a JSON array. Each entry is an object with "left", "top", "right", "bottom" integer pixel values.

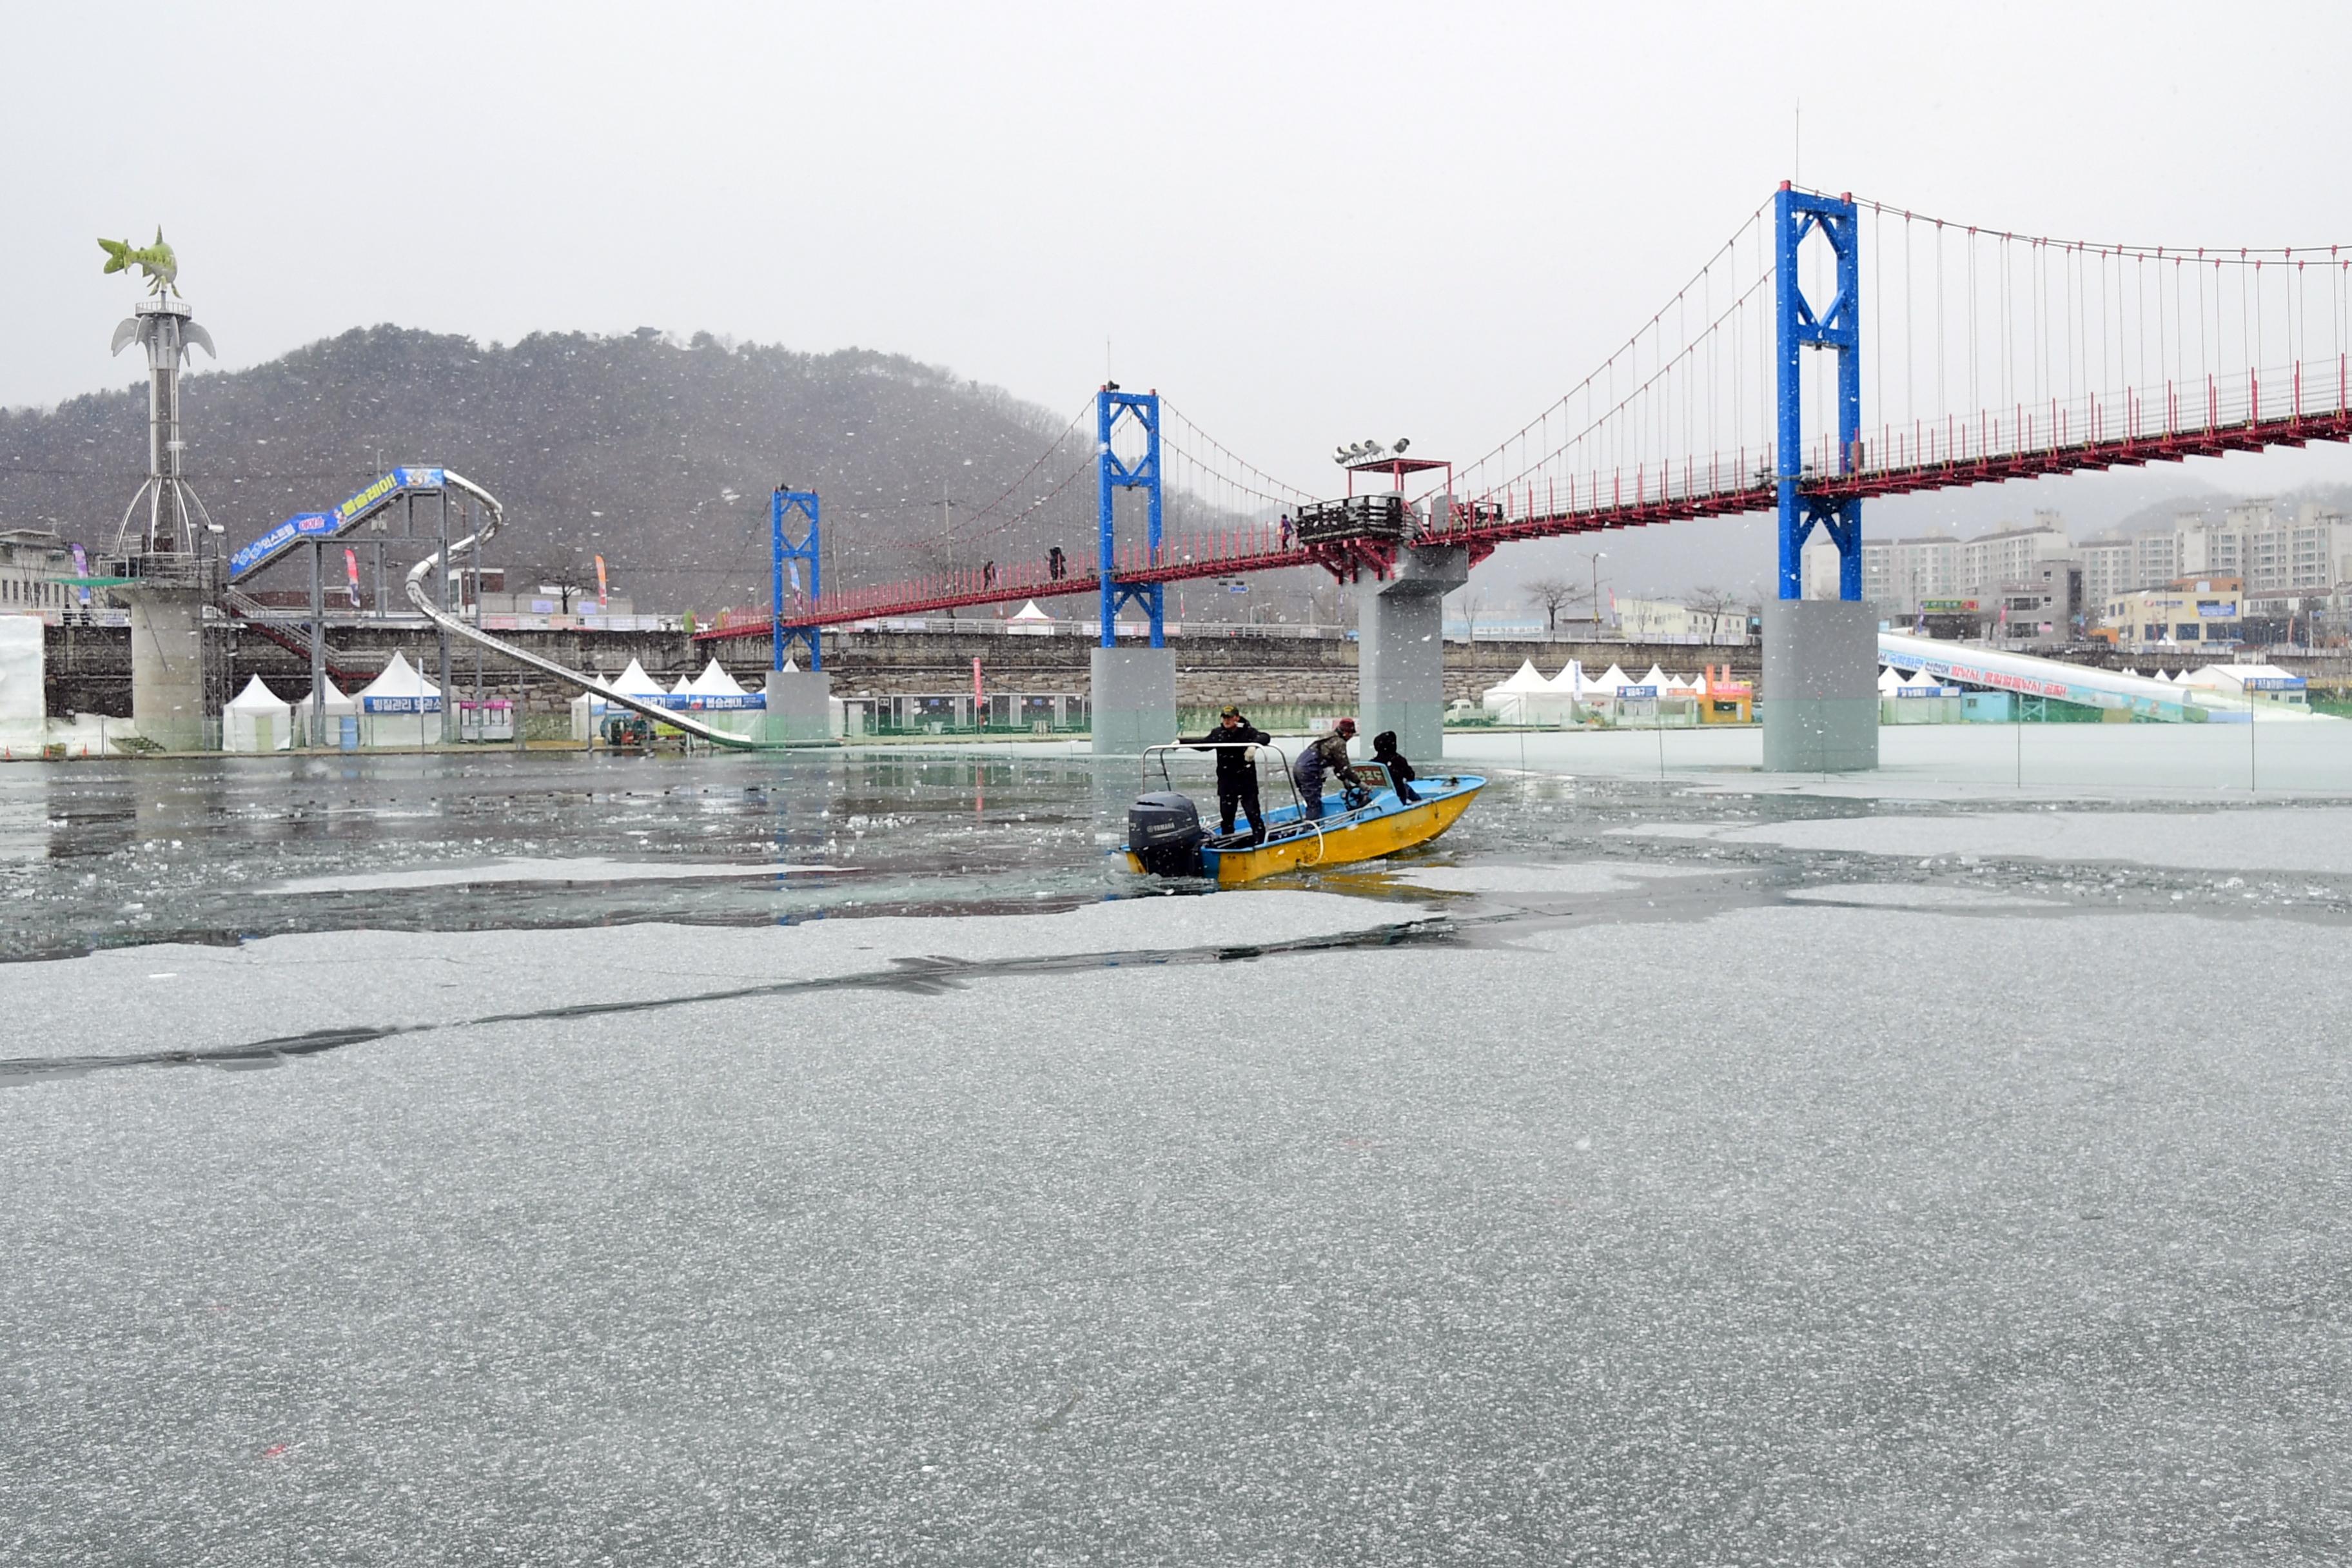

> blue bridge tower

[{"left": 1761, "top": 182, "right": 1877, "bottom": 771}]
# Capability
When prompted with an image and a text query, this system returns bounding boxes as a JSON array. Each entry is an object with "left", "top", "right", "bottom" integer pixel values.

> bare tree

[
  {"left": 1684, "top": 583, "right": 1756, "bottom": 642},
  {"left": 1524, "top": 575, "right": 1581, "bottom": 634},
  {"left": 1685, "top": 583, "right": 1737, "bottom": 618}
]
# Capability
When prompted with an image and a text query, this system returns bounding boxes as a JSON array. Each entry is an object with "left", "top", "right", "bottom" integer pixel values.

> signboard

[
  {"left": 1918, "top": 598, "right": 1979, "bottom": 613},
  {"left": 360, "top": 696, "right": 443, "bottom": 714},
  {"left": 2243, "top": 676, "right": 2305, "bottom": 691},
  {"left": 1617, "top": 685, "right": 1658, "bottom": 699},
  {"left": 2197, "top": 600, "right": 2237, "bottom": 618},
  {"left": 229, "top": 512, "right": 335, "bottom": 577},
  {"left": 1895, "top": 684, "right": 1961, "bottom": 698}
]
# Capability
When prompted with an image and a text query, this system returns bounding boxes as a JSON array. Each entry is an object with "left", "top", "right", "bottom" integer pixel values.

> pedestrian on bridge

[{"left": 1048, "top": 546, "right": 1066, "bottom": 581}]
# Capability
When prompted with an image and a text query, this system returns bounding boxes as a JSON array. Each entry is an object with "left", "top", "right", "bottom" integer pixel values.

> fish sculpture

[{"left": 97, "top": 228, "right": 178, "bottom": 296}]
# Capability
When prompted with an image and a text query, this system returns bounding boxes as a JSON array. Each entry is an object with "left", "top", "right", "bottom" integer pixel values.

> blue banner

[
  {"left": 588, "top": 694, "right": 767, "bottom": 711},
  {"left": 230, "top": 511, "right": 335, "bottom": 578}
]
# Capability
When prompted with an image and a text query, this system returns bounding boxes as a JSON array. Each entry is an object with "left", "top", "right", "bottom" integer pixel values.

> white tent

[
  {"left": 2120, "top": 667, "right": 2141, "bottom": 679},
  {"left": 1899, "top": 667, "right": 1946, "bottom": 690},
  {"left": 2182, "top": 664, "right": 2308, "bottom": 708},
  {"left": 1638, "top": 663, "right": 1673, "bottom": 691},
  {"left": 1480, "top": 659, "right": 1551, "bottom": 709},
  {"left": 689, "top": 658, "right": 749, "bottom": 696},
  {"left": 224, "top": 674, "right": 293, "bottom": 752},
  {"left": 354, "top": 652, "right": 443, "bottom": 747},
  {"left": 1877, "top": 665, "right": 1905, "bottom": 694},
  {"left": 613, "top": 658, "right": 667, "bottom": 698},
  {"left": 573, "top": 658, "right": 674, "bottom": 739},
  {"left": 1482, "top": 659, "right": 1574, "bottom": 724},
  {"left": 1545, "top": 659, "right": 1588, "bottom": 693},
  {"left": 683, "top": 656, "right": 763, "bottom": 739},
  {"left": 1585, "top": 664, "right": 1633, "bottom": 695},
  {"left": 293, "top": 677, "right": 360, "bottom": 747},
  {"left": 1008, "top": 599, "right": 1055, "bottom": 636}
]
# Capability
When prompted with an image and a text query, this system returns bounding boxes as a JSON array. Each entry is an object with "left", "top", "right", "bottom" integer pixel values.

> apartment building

[
  {"left": 2076, "top": 536, "right": 2137, "bottom": 610},
  {"left": 1959, "top": 521, "right": 2072, "bottom": 603},
  {"left": 1859, "top": 533, "right": 1961, "bottom": 612},
  {"left": 2134, "top": 528, "right": 2181, "bottom": 589}
]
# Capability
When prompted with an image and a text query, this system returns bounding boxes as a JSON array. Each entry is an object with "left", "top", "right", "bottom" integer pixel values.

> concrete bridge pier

[
  {"left": 763, "top": 668, "right": 833, "bottom": 743},
  {"left": 126, "top": 585, "right": 211, "bottom": 751},
  {"left": 1356, "top": 543, "right": 1469, "bottom": 761},
  {"left": 1760, "top": 598, "right": 1878, "bottom": 772},
  {"left": 1089, "top": 646, "right": 1175, "bottom": 756}
]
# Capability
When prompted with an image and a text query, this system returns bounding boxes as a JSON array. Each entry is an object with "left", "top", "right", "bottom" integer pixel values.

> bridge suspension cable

[{"left": 1435, "top": 186, "right": 2352, "bottom": 551}]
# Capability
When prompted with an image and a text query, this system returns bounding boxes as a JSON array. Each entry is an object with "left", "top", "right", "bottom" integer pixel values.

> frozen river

[{"left": 4, "top": 732, "right": 2349, "bottom": 1563}]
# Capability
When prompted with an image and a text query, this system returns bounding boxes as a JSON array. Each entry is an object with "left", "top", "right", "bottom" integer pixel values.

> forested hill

[{"left": 0, "top": 326, "right": 1110, "bottom": 614}]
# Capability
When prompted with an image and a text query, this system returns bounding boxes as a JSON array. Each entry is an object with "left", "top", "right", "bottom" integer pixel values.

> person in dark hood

[
  {"left": 1187, "top": 706, "right": 1271, "bottom": 842},
  {"left": 1371, "top": 729, "right": 1421, "bottom": 804},
  {"left": 1291, "top": 717, "right": 1362, "bottom": 821}
]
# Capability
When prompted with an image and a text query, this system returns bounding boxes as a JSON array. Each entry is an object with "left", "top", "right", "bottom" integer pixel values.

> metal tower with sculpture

[{"left": 100, "top": 227, "right": 225, "bottom": 748}]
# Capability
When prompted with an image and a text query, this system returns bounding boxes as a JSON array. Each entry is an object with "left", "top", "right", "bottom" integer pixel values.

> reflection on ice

[{"left": 262, "top": 857, "right": 841, "bottom": 895}]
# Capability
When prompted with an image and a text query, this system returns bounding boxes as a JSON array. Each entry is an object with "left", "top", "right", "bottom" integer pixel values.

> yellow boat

[{"left": 1122, "top": 746, "right": 1485, "bottom": 887}]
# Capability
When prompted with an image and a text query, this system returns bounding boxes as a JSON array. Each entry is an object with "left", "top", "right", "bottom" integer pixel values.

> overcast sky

[{"left": 12, "top": 0, "right": 2352, "bottom": 592}]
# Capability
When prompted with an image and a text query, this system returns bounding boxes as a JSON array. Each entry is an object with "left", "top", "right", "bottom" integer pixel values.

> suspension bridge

[{"left": 684, "top": 182, "right": 2352, "bottom": 763}]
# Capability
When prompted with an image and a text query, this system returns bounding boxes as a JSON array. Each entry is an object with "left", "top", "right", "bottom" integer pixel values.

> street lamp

[{"left": 1582, "top": 550, "right": 1608, "bottom": 636}]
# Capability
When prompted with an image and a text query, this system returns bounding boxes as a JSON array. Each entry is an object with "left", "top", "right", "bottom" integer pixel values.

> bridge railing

[{"left": 1824, "top": 355, "right": 2352, "bottom": 482}]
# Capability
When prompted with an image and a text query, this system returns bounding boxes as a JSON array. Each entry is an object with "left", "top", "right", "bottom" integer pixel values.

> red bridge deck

[{"left": 695, "top": 399, "right": 2352, "bottom": 642}]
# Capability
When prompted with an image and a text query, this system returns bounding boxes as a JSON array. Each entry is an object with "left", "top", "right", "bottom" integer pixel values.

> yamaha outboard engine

[{"left": 1127, "top": 790, "right": 1206, "bottom": 877}]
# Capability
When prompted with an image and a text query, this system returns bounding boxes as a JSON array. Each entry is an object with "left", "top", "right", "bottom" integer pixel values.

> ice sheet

[
  {"left": 5, "top": 901, "right": 2347, "bottom": 1561},
  {"left": 1388, "top": 862, "right": 1720, "bottom": 895},
  {"left": 1612, "top": 805, "right": 2352, "bottom": 873},
  {"left": 1440, "top": 719, "right": 2352, "bottom": 799},
  {"left": 1, "top": 890, "right": 1439, "bottom": 1064},
  {"left": 1783, "top": 883, "right": 2062, "bottom": 908}
]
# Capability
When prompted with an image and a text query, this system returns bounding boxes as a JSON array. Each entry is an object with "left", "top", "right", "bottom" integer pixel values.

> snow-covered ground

[{"left": 3, "top": 747, "right": 2348, "bottom": 1563}]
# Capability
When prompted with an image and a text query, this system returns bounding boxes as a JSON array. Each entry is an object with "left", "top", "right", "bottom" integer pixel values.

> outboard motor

[{"left": 1127, "top": 790, "right": 1206, "bottom": 877}]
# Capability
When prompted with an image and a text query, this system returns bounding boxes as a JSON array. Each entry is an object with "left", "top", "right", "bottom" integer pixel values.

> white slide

[
  {"left": 1876, "top": 631, "right": 2245, "bottom": 722},
  {"left": 403, "top": 472, "right": 771, "bottom": 751}
]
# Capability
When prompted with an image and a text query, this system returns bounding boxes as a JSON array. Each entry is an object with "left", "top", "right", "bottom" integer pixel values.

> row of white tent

[
  {"left": 1481, "top": 658, "right": 1736, "bottom": 722},
  {"left": 569, "top": 658, "right": 763, "bottom": 740},
  {"left": 224, "top": 651, "right": 446, "bottom": 750},
  {"left": 228, "top": 654, "right": 772, "bottom": 750},
  {"left": 1876, "top": 666, "right": 1960, "bottom": 695}
]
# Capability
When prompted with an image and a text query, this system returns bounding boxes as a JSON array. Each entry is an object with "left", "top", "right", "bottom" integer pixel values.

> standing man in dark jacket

[{"left": 1188, "top": 706, "right": 1271, "bottom": 842}]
